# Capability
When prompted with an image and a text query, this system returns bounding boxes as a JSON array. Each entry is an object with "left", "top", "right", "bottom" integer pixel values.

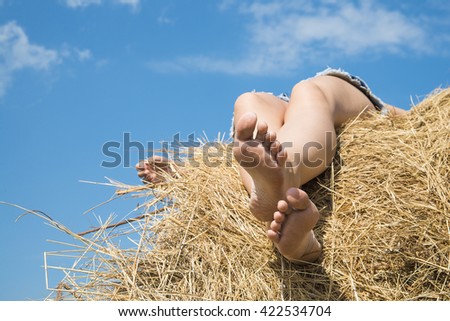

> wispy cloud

[
  {"left": 157, "top": 7, "right": 175, "bottom": 25},
  {"left": 217, "top": 0, "right": 237, "bottom": 12},
  {"left": 114, "top": 0, "right": 140, "bottom": 10},
  {"left": 65, "top": 0, "right": 101, "bottom": 8},
  {"left": 64, "top": 0, "right": 140, "bottom": 10},
  {"left": 0, "top": 21, "right": 61, "bottom": 98},
  {"left": 151, "top": 0, "right": 438, "bottom": 75},
  {"left": 75, "top": 48, "right": 92, "bottom": 62},
  {"left": 61, "top": 44, "right": 95, "bottom": 63},
  {"left": 0, "top": 22, "right": 95, "bottom": 99}
]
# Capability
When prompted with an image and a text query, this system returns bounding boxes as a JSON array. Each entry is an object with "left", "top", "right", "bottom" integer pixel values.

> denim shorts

[
  {"left": 315, "top": 67, "right": 386, "bottom": 112},
  {"left": 230, "top": 68, "right": 387, "bottom": 137}
]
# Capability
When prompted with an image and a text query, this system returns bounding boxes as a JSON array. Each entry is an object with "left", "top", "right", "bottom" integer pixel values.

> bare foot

[
  {"left": 233, "top": 112, "right": 294, "bottom": 221},
  {"left": 267, "top": 187, "right": 321, "bottom": 264},
  {"left": 135, "top": 156, "right": 173, "bottom": 184}
]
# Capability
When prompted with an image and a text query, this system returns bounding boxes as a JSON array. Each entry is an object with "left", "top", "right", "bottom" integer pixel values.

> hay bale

[
  {"left": 48, "top": 88, "right": 449, "bottom": 301},
  {"left": 322, "top": 88, "right": 450, "bottom": 300}
]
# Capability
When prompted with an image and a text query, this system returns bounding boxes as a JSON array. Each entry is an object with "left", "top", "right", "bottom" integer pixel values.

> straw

[{"left": 44, "top": 88, "right": 449, "bottom": 301}]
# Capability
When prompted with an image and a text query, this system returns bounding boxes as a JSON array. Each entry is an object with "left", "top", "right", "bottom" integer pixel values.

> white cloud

[
  {"left": 218, "top": 0, "right": 237, "bottom": 12},
  {"left": 152, "top": 0, "right": 432, "bottom": 75},
  {"left": 0, "top": 21, "right": 60, "bottom": 97},
  {"left": 60, "top": 44, "right": 94, "bottom": 63},
  {"left": 65, "top": 0, "right": 101, "bottom": 8},
  {"left": 114, "top": 0, "right": 140, "bottom": 10},
  {"left": 95, "top": 58, "right": 109, "bottom": 68},
  {"left": 64, "top": 0, "right": 140, "bottom": 10},
  {"left": 0, "top": 69, "right": 11, "bottom": 98},
  {"left": 76, "top": 48, "right": 92, "bottom": 61},
  {"left": 157, "top": 15, "right": 173, "bottom": 25},
  {"left": 157, "top": 7, "right": 174, "bottom": 25},
  {"left": 147, "top": 60, "right": 187, "bottom": 74}
]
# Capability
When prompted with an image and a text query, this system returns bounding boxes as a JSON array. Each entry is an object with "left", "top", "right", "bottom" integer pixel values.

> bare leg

[
  {"left": 270, "top": 76, "right": 384, "bottom": 262},
  {"left": 276, "top": 75, "right": 379, "bottom": 187},
  {"left": 232, "top": 92, "right": 287, "bottom": 194},
  {"left": 234, "top": 75, "right": 383, "bottom": 263},
  {"left": 232, "top": 93, "right": 290, "bottom": 221}
]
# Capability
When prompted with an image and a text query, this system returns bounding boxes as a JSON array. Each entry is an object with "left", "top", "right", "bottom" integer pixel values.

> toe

[
  {"left": 137, "top": 168, "right": 148, "bottom": 178},
  {"left": 255, "top": 121, "right": 268, "bottom": 141},
  {"left": 286, "top": 188, "right": 310, "bottom": 210},
  {"left": 269, "top": 140, "right": 280, "bottom": 156},
  {"left": 151, "top": 155, "right": 168, "bottom": 164},
  {"left": 270, "top": 220, "right": 282, "bottom": 232},
  {"left": 265, "top": 131, "right": 277, "bottom": 146},
  {"left": 135, "top": 160, "right": 146, "bottom": 170},
  {"left": 235, "top": 112, "right": 257, "bottom": 141},
  {"left": 273, "top": 211, "right": 285, "bottom": 223},
  {"left": 277, "top": 200, "right": 289, "bottom": 212},
  {"left": 276, "top": 148, "right": 287, "bottom": 167},
  {"left": 267, "top": 229, "right": 280, "bottom": 243}
]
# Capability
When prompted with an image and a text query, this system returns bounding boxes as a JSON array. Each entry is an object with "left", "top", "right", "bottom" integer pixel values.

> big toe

[
  {"left": 285, "top": 188, "right": 310, "bottom": 211},
  {"left": 235, "top": 112, "right": 257, "bottom": 141}
]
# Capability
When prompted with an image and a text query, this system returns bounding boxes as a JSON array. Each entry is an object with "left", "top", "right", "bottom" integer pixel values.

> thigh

[
  {"left": 233, "top": 92, "right": 288, "bottom": 135},
  {"left": 277, "top": 80, "right": 338, "bottom": 185},
  {"left": 303, "top": 75, "right": 377, "bottom": 125}
]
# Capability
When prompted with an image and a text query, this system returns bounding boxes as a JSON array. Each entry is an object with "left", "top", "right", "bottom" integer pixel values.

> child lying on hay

[{"left": 136, "top": 68, "right": 407, "bottom": 265}]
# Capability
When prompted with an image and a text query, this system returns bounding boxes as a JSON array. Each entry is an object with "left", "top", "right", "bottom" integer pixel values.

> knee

[
  {"left": 234, "top": 91, "right": 261, "bottom": 113},
  {"left": 292, "top": 79, "right": 321, "bottom": 95},
  {"left": 292, "top": 76, "right": 333, "bottom": 106}
]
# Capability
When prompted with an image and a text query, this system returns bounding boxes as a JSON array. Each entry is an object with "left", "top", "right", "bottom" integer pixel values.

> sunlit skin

[{"left": 137, "top": 75, "right": 407, "bottom": 264}]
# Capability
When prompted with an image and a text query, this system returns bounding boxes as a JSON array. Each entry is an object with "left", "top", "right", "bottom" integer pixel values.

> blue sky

[{"left": 0, "top": 0, "right": 449, "bottom": 300}]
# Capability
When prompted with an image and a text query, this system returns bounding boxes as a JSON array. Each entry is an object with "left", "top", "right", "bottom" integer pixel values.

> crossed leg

[
  {"left": 233, "top": 75, "right": 380, "bottom": 263},
  {"left": 136, "top": 75, "right": 396, "bottom": 264}
]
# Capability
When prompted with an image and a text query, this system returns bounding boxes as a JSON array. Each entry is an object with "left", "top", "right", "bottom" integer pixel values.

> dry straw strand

[{"left": 45, "top": 88, "right": 449, "bottom": 301}]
